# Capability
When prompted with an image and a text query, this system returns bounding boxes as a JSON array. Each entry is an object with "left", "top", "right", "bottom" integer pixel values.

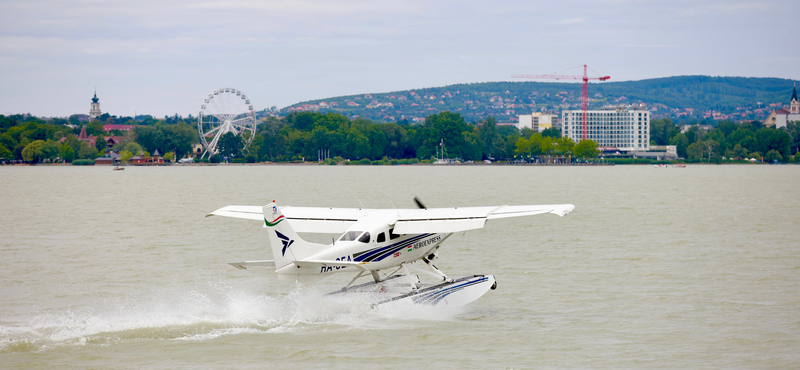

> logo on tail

[
  {"left": 276, "top": 230, "right": 294, "bottom": 256},
  {"left": 265, "top": 215, "right": 284, "bottom": 227}
]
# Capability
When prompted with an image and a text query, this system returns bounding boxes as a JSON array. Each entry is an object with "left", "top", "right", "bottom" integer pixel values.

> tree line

[
  {"left": 3, "top": 111, "right": 797, "bottom": 164},
  {"left": 233, "top": 111, "right": 598, "bottom": 163},
  {"left": 0, "top": 114, "right": 197, "bottom": 163},
  {"left": 650, "top": 118, "right": 800, "bottom": 162}
]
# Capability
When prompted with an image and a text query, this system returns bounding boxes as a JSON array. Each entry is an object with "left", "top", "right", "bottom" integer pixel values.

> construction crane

[{"left": 512, "top": 65, "right": 610, "bottom": 140}]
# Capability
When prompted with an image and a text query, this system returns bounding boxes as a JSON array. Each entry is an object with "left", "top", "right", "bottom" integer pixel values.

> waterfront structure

[
  {"left": 764, "top": 84, "right": 800, "bottom": 129},
  {"left": 633, "top": 145, "right": 678, "bottom": 161},
  {"left": 89, "top": 91, "right": 102, "bottom": 121},
  {"left": 561, "top": 106, "right": 650, "bottom": 152},
  {"left": 130, "top": 150, "right": 164, "bottom": 165},
  {"left": 518, "top": 113, "right": 558, "bottom": 132}
]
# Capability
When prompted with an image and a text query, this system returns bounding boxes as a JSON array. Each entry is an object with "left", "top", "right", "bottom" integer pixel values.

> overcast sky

[{"left": 1, "top": 0, "right": 798, "bottom": 118}]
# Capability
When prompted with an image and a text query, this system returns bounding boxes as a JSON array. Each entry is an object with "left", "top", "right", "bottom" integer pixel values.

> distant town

[{"left": 1, "top": 77, "right": 799, "bottom": 166}]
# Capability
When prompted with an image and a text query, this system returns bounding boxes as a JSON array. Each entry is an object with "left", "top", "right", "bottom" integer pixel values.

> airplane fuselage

[{"left": 276, "top": 232, "right": 450, "bottom": 276}]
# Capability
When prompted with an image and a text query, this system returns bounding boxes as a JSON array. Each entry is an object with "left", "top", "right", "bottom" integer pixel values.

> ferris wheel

[{"left": 198, "top": 88, "right": 257, "bottom": 158}]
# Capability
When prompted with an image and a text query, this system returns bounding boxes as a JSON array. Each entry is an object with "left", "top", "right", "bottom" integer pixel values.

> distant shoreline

[{"left": 3, "top": 161, "right": 787, "bottom": 167}]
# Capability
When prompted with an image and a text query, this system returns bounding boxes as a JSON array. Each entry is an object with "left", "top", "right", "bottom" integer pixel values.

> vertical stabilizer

[{"left": 263, "top": 202, "right": 327, "bottom": 269}]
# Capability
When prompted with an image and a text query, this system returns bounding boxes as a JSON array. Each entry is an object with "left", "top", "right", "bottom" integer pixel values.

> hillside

[{"left": 281, "top": 76, "right": 798, "bottom": 123}]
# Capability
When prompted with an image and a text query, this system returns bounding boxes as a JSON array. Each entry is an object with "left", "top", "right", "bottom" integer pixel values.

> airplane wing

[
  {"left": 207, "top": 203, "right": 574, "bottom": 234},
  {"left": 206, "top": 205, "right": 369, "bottom": 233},
  {"left": 391, "top": 204, "right": 575, "bottom": 234}
]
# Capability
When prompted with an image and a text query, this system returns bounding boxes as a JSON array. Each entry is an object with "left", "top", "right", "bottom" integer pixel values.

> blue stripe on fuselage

[{"left": 353, "top": 233, "right": 431, "bottom": 262}]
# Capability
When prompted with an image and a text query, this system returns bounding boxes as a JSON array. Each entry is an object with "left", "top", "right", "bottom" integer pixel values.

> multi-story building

[
  {"left": 517, "top": 112, "right": 558, "bottom": 132},
  {"left": 561, "top": 106, "right": 650, "bottom": 152}
]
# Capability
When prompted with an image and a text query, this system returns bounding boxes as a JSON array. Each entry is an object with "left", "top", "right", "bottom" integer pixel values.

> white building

[
  {"left": 764, "top": 84, "right": 799, "bottom": 129},
  {"left": 518, "top": 113, "right": 558, "bottom": 132},
  {"left": 561, "top": 106, "right": 650, "bottom": 152}
]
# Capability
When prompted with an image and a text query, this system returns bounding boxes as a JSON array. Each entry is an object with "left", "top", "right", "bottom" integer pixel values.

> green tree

[
  {"left": 218, "top": 132, "right": 244, "bottom": 158},
  {"left": 421, "top": 112, "right": 470, "bottom": 159},
  {"left": 95, "top": 134, "right": 107, "bottom": 153},
  {"left": 554, "top": 136, "right": 575, "bottom": 156},
  {"left": 22, "top": 141, "right": 44, "bottom": 162},
  {"left": 60, "top": 143, "right": 76, "bottom": 162},
  {"left": 160, "top": 122, "right": 198, "bottom": 159},
  {"left": 765, "top": 150, "right": 782, "bottom": 162},
  {"left": 120, "top": 150, "right": 133, "bottom": 162},
  {"left": 346, "top": 124, "right": 370, "bottom": 159},
  {"left": 728, "top": 127, "right": 758, "bottom": 153},
  {"left": 573, "top": 139, "right": 599, "bottom": 159},
  {"left": 785, "top": 121, "right": 800, "bottom": 155},
  {"left": 756, "top": 128, "right": 791, "bottom": 160},
  {"left": 133, "top": 125, "right": 165, "bottom": 154},
  {"left": 379, "top": 123, "right": 411, "bottom": 159},
  {"left": 62, "top": 134, "right": 82, "bottom": 156},
  {"left": 669, "top": 133, "right": 689, "bottom": 158},
  {"left": 77, "top": 141, "right": 98, "bottom": 159},
  {"left": 124, "top": 142, "right": 144, "bottom": 155},
  {"left": 478, "top": 116, "right": 501, "bottom": 159},
  {"left": 21, "top": 140, "right": 59, "bottom": 163},
  {"left": 726, "top": 143, "right": 747, "bottom": 160},
  {"left": 541, "top": 127, "right": 561, "bottom": 139},
  {"left": 0, "top": 143, "right": 12, "bottom": 159},
  {"left": 365, "top": 124, "right": 388, "bottom": 160},
  {"left": 0, "top": 133, "right": 15, "bottom": 150}
]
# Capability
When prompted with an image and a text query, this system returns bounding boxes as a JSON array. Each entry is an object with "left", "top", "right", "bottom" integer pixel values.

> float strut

[{"left": 423, "top": 256, "right": 452, "bottom": 282}]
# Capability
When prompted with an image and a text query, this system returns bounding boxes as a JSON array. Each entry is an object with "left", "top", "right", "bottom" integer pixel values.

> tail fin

[{"left": 263, "top": 202, "right": 327, "bottom": 269}]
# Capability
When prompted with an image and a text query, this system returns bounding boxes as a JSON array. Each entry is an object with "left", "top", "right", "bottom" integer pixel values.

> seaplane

[{"left": 207, "top": 198, "right": 574, "bottom": 307}]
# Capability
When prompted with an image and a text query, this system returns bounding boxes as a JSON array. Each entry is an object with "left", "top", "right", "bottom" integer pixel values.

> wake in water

[{"left": 0, "top": 276, "right": 466, "bottom": 353}]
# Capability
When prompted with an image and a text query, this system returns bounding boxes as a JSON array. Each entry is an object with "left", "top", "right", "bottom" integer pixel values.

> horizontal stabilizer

[
  {"left": 207, "top": 205, "right": 264, "bottom": 221},
  {"left": 228, "top": 260, "right": 276, "bottom": 270}
]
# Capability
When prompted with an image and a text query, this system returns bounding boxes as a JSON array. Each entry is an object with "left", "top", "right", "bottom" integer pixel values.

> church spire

[
  {"left": 89, "top": 89, "right": 102, "bottom": 120},
  {"left": 792, "top": 82, "right": 798, "bottom": 103}
]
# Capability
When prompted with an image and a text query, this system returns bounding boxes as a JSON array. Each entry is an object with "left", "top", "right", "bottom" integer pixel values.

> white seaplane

[{"left": 207, "top": 198, "right": 574, "bottom": 307}]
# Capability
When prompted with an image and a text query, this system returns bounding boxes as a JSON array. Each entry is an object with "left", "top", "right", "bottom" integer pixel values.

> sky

[{"left": 1, "top": 0, "right": 798, "bottom": 118}]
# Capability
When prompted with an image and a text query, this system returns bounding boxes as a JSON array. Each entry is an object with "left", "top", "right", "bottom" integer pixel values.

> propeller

[{"left": 413, "top": 196, "right": 427, "bottom": 209}]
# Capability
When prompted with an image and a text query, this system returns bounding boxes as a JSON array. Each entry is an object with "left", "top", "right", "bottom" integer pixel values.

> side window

[
  {"left": 377, "top": 232, "right": 386, "bottom": 243},
  {"left": 358, "top": 232, "right": 370, "bottom": 243},
  {"left": 389, "top": 228, "right": 400, "bottom": 240}
]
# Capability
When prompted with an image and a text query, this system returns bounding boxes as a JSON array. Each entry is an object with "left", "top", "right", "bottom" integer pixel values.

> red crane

[{"left": 512, "top": 65, "right": 610, "bottom": 140}]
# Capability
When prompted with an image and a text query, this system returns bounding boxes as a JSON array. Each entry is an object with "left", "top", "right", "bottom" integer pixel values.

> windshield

[{"left": 338, "top": 231, "right": 363, "bottom": 242}]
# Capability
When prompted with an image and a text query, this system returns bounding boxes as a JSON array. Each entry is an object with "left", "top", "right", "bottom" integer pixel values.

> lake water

[{"left": 1, "top": 164, "right": 798, "bottom": 369}]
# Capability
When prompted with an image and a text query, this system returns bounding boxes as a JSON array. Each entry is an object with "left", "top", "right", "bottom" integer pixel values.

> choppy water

[{"left": 1, "top": 164, "right": 798, "bottom": 369}]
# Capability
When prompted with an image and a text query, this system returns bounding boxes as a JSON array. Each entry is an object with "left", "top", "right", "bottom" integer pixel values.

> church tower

[
  {"left": 791, "top": 83, "right": 799, "bottom": 114},
  {"left": 89, "top": 91, "right": 102, "bottom": 121}
]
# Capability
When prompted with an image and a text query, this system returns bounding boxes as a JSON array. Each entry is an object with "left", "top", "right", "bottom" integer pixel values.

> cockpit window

[
  {"left": 358, "top": 232, "right": 371, "bottom": 243},
  {"left": 338, "top": 231, "right": 363, "bottom": 242},
  {"left": 377, "top": 232, "right": 386, "bottom": 243},
  {"left": 389, "top": 228, "right": 400, "bottom": 240}
]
